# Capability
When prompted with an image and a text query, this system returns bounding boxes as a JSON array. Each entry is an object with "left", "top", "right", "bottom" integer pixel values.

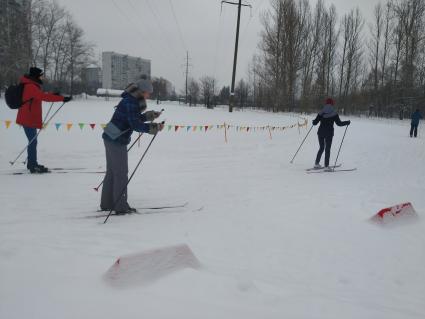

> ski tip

[
  {"left": 93, "top": 188, "right": 99, "bottom": 192},
  {"left": 9, "top": 161, "right": 14, "bottom": 166}
]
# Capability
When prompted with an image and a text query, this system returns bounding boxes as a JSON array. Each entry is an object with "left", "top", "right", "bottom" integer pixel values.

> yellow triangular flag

[{"left": 5, "top": 120, "right": 12, "bottom": 129}]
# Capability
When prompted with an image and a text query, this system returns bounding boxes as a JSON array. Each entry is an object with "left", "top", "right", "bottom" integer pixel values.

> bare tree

[
  {"left": 187, "top": 78, "right": 200, "bottom": 106},
  {"left": 369, "top": 3, "right": 384, "bottom": 94},
  {"left": 235, "top": 79, "right": 249, "bottom": 108},
  {"left": 0, "top": 0, "right": 31, "bottom": 88},
  {"left": 64, "top": 18, "right": 93, "bottom": 95},
  {"left": 199, "top": 76, "right": 216, "bottom": 108},
  {"left": 338, "top": 8, "right": 364, "bottom": 113}
]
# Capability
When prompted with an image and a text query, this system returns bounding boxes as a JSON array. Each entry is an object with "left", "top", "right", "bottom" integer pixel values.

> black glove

[
  {"left": 63, "top": 96, "right": 72, "bottom": 103},
  {"left": 53, "top": 91, "right": 61, "bottom": 96},
  {"left": 148, "top": 123, "right": 164, "bottom": 135},
  {"left": 144, "top": 110, "right": 161, "bottom": 122},
  {"left": 346, "top": 120, "right": 351, "bottom": 126}
]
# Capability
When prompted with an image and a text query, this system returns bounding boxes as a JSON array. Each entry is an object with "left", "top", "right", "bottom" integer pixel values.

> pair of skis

[
  {"left": 90, "top": 202, "right": 203, "bottom": 219},
  {"left": 7, "top": 167, "right": 105, "bottom": 175},
  {"left": 305, "top": 164, "right": 357, "bottom": 174}
]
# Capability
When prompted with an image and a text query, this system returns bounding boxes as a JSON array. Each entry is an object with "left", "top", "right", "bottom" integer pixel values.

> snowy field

[{"left": 0, "top": 97, "right": 424, "bottom": 319}]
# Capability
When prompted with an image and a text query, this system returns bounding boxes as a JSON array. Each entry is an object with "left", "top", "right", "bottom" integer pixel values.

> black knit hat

[{"left": 29, "top": 67, "right": 44, "bottom": 78}]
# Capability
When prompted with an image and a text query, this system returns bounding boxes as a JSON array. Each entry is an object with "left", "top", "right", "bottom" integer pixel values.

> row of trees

[
  {"left": 0, "top": 0, "right": 31, "bottom": 90},
  {"left": 29, "top": 0, "right": 94, "bottom": 94},
  {"left": 229, "top": 0, "right": 425, "bottom": 117},
  {"left": 0, "top": 0, "right": 94, "bottom": 95},
  {"left": 183, "top": 77, "right": 249, "bottom": 109}
]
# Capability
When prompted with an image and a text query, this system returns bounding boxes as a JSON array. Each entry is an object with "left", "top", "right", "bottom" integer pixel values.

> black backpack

[{"left": 5, "top": 83, "right": 30, "bottom": 109}]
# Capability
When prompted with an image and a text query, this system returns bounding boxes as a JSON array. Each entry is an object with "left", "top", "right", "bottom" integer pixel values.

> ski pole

[
  {"left": 93, "top": 109, "right": 164, "bottom": 192},
  {"left": 103, "top": 121, "right": 165, "bottom": 224},
  {"left": 22, "top": 102, "right": 54, "bottom": 165},
  {"left": 290, "top": 124, "right": 314, "bottom": 164},
  {"left": 332, "top": 124, "right": 349, "bottom": 171},
  {"left": 93, "top": 133, "right": 145, "bottom": 192},
  {"left": 10, "top": 101, "right": 66, "bottom": 166}
]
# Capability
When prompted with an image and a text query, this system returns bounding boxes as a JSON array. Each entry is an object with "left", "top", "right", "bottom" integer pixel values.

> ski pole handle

[{"left": 127, "top": 109, "right": 164, "bottom": 152}]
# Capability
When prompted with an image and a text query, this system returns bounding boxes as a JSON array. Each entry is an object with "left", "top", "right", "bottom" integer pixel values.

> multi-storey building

[{"left": 102, "top": 51, "right": 151, "bottom": 90}]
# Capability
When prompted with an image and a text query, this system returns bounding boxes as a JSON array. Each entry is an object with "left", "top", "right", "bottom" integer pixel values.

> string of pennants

[{"left": 1, "top": 118, "right": 308, "bottom": 133}]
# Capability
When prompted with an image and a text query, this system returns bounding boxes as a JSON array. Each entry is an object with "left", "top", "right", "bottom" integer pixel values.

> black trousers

[
  {"left": 410, "top": 124, "right": 418, "bottom": 137},
  {"left": 315, "top": 135, "right": 333, "bottom": 167}
]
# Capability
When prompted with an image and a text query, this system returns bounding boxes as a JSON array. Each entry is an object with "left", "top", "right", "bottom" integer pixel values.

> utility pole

[
  {"left": 221, "top": 0, "right": 251, "bottom": 112},
  {"left": 185, "top": 51, "right": 189, "bottom": 104},
  {"left": 181, "top": 51, "right": 192, "bottom": 104}
]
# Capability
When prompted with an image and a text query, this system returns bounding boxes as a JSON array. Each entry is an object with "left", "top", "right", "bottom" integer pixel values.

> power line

[
  {"left": 168, "top": 0, "right": 187, "bottom": 53},
  {"left": 144, "top": 0, "right": 177, "bottom": 54},
  {"left": 213, "top": 5, "right": 225, "bottom": 85},
  {"left": 240, "top": 0, "right": 266, "bottom": 42},
  {"left": 126, "top": 0, "right": 175, "bottom": 60},
  {"left": 110, "top": 0, "right": 168, "bottom": 62}
]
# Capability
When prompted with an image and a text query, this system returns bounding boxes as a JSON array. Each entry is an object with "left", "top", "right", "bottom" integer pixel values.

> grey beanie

[
  {"left": 125, "top": 75, "right": 153, "bottom": 95},
  {"left": 134, "top": 75, "right": 153, "bottom": 94}
]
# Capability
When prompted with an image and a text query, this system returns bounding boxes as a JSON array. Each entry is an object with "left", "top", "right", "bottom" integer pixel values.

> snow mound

[{"left": 103, "top": 244, "right": 201, "bottom": 288}]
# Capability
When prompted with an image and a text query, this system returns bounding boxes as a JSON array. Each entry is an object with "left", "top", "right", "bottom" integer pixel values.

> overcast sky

[{"left": 56, "top": 0, "right": 381, "bottom": 91}]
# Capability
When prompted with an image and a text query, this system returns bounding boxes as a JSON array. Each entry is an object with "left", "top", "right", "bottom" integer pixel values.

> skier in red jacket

[{"left": 16, "top": 67, "right": 72, "bottom": 173}]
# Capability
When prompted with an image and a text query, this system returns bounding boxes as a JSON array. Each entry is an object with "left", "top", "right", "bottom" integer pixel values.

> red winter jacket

[{"left": 16, "top": 76, "right": 65, "bottom": 129}]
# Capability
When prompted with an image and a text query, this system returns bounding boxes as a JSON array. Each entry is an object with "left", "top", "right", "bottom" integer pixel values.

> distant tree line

[
  {"left": 0, "top": 0, "right": 94, "bottom": 95},
  {"left": 189, "top": 0, "right": 425, "bottom": 117},
  {"left": 0, "top": 0, "right": 31, "bottom": 91},
  {"left": 249, "top": 0, "right": 425, "bottom": 117}
]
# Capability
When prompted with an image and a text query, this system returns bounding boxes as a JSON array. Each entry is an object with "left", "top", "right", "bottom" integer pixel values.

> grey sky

[{"left": 57, "top": 0, "right": 380, "bottom": 91}]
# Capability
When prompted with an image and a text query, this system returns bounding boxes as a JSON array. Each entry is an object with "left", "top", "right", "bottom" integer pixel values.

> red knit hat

[{"left": 325, "top": 98, "right": 335, "bottom": 105}]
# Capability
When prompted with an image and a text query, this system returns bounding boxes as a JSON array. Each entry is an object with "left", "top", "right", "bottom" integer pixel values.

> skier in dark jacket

[
  {"left": 100, "top": 75, "right": 163, "bottom": 214},
  {"left": 312, "top": 98, "right": 350, "bottom": 170},
  {"left": 410, "top": 109, "right": 422, "bottom": 138}
]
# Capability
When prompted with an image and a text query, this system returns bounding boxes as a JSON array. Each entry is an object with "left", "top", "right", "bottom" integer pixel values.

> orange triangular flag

[{"left": 66, "top": 123, "right": 73, "bottom": 131}]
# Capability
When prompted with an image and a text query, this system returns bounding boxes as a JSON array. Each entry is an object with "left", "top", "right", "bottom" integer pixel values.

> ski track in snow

[{"left": 0, "top": 97, "right": 424, "bottom": 319}]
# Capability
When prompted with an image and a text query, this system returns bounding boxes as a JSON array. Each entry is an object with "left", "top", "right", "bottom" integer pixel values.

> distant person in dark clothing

[
  {"left": 312, "top": 98, "right": 350, "bottom": 170},
  {"left": 410, "top": 109, "right": 422, "bottom": 138}
]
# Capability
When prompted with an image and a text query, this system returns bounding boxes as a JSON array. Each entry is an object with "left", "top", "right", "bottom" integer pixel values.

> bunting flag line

[{"left": 0, "top": 118, "right": 308, "bottom": 143}]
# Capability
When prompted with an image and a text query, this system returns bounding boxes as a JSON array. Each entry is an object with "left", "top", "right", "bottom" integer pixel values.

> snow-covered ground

[{"left": 0, "top": 97, "right": 424, "bottom": 319}]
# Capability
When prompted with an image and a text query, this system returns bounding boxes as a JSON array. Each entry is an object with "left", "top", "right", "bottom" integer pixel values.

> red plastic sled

[{"left": 371, "top": 202, "right": 417, "bottom": 224}]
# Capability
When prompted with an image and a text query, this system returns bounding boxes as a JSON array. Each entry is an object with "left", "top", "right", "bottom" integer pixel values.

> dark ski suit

[{"left": 312, "top": 105, "right": 350, "bottom": 167}]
